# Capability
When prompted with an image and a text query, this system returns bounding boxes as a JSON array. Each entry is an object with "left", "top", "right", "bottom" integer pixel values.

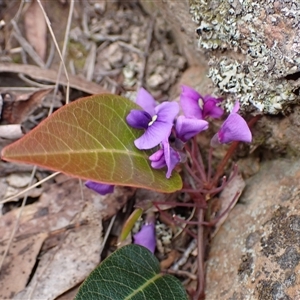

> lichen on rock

[{"left": 190, "top": 0, "right": 300, "bottom": 114}]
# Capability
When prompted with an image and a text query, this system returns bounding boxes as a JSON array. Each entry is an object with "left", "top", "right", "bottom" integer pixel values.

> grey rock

[{"left": 205, "top": 158, "right": 300, "bottom": 299}]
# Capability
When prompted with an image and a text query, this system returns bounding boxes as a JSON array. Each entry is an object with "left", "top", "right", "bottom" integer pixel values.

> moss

[{"left": 189, "top": 0, "right": 300, "bottom": 114}]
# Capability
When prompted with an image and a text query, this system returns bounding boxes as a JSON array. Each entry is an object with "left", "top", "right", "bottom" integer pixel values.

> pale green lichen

[{"left": 189, "top": 0, "right": 300, "bottom": 114}]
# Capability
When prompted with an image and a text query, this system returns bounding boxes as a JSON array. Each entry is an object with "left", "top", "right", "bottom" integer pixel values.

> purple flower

[
  {"left": 149, "top": 139, "right": 180, "bottom": 178},
  {"left": 180, "top": 85, "right": 223, "bottom": 119},
  {"left": 211, "top": 102, "right": 252, "bottom": 146},
  {"left": 85, "top": 181, "right": 114, "bottom": 195},
  {"left": 126, "top": 88, "right": 179, "bottom": 150},
  {"left": 175, "top": 115, "right": 209, "bottom": 142},
  {"left": 134, "top": 222, "right": 156, "bottom": 253}
]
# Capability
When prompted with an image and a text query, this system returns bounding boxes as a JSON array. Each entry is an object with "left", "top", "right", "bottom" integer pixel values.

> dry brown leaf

[
  {"left": 0, "top": 176, "right": 134, "bottom": 299},
  {"left": 0, "top": 89, "right": 52, "bottom": 124},
  {"left": 211, "top": 173, "right": 246, "bottom": 238},
  {"left": 0, "top": 177, "right": 133, "bottom": 241},
  {"left": 14, "top": 203, "right": 103, "bottom": 300},
  {"left": 0, "top": 232, "right": 48, "bottom": 299},
  {"left": 24, "top": 0, "right": 47, "bottom": 61},
  {"left": 160, "top": 249, "right": 180, "bottom": 269}
]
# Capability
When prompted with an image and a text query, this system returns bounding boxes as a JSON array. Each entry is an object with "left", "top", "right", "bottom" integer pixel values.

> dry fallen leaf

[
  {"left": 14, "top": 205, "right": 103, "bottom": 300},
  {"left": 160, "top": 249, "right": 180, "bottom": 269},
  {"left": 0, "top": 232, "right": 48, "bottom": 299},
  {"left": 24, "top": 0, "right": 47, "bottom": 61},
  {"left": 0, "top": 177, "right": 133, "bottom": 240},
  {"left": 0, "top": 176, "right": 134, "bottom": 299},
  {"left": 0, "top": 89, "right": 52, "bottom": 124},
  {"left": 210, "top": 173, "right": 246, "bottom": 238}
]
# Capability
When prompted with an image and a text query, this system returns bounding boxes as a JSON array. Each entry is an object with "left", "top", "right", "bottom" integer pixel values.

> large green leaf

[
  {"left": 1, "top": 94, "right": 182, "bottom": 193},
  {"left": 75, "top": 244, "right": 188, "bottom": 300}
]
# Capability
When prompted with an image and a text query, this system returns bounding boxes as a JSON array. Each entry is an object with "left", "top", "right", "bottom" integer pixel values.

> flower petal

[
  {"left": 85, "top": 181, "right": 114, "bottom": 195},
  {"left": 181, "top": 85, "right": 201, "bottom": 101},
  {"left": 134, "top": 120, "right": 172, "bottom": 150},
  {"left": 180, "top": 85, "right": 203, "bottom": 119},
  {"left": 155, "top": 101, "right": 179, "bottom": 123},
  {"left": 203, "top": 96, "right": 224, "bottom": 119},
  {"left": 175, "top": 116, "right": 209, "bottom": 142},
  {"left": 133, "top": 223, "right": 156, "bottom": 253},
  {"left": 232, "top": 101, "right": 240, "bottom": 113},
  {"left": 163, "top": 139, "right": 180, "bottom": 179},
  {"left": 218, "top": 113, "right": 252, "bottom": 143},
  {"left": 135, "top": 88, "right": 156, "bottom": 115},
  {"left": 126, "top": 109, "right": 152, "bottom": 129},
  {"left": 149, "top": 149, "right": 166, "bottom": 169}
]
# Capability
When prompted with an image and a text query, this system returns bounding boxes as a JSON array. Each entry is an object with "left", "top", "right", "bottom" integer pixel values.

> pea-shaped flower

[
  {"left": 149, "top": 139, "right": 180, "bottom": 179},
  {"left": 180, "top": 85, "right": 224, "bottom": 120},
  {"left": 126, "top": 88, "right": 179, "bottom": 150},
  {"left": 175, "top": 115, "right": 209, "bottom": 142},
  {"left": 211, "top": 102, "right": 252, "bottom": 146}
]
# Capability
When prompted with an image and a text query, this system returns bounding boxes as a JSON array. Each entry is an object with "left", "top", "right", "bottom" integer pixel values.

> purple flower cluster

[
  {"left": 86, "top": 86, "right": 252, "bottom": 194},
  {"left": 126, "top": 86, "right": 251, "bottom": 179}
]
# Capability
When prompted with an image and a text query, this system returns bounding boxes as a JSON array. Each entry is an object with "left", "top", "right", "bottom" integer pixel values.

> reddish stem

[
  {"left": 184, "top": 162, "right": 204, "bottom": 186},
  {"left": 185, "top": 139, "right": 206, "bottom": 182},
  {"left": 182, "top": 177, "right": 226, "bottom": 196},
  {"left": 201, "top": 191, "right": 240, "bottom": 227}
]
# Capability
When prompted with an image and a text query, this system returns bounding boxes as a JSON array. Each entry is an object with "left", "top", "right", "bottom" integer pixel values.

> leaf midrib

[
  {"left": 123, "top": 273, "right": 162, "bottom": 300},
  {"left": 7, "top": 148, "right": 148, "bottom": 158}
]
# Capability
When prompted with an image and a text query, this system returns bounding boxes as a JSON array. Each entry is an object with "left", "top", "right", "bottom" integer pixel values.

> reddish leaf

[{"left": 1, "top": 94, "right": 182, "bottom": 193}]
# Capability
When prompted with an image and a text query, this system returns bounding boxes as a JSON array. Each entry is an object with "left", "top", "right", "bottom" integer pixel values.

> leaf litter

[
  {"left": 24, "top": 0, "right": 47, "bottom": 62},
  {"left": 0, "top": 0, "right": 244, "bottom": 298}
]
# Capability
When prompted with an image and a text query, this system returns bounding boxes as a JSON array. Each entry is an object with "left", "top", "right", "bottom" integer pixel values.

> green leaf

[
  {"left": 75, "top": 244, "right": 188, "bottom": 300},
  {"left": 1, "top": 94, "right": 182, "bottom": 193}
]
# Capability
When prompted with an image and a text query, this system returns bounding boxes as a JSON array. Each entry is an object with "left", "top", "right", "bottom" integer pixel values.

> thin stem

[
  {"left": 181, "top": 179, "right": 226, "bottom": 196},
  {"left": 172, "top": 215, "right": 200, "bottom": 226},
  {"left": 185, "top": 140, "right": 206, "bottom": 182},
  {"left": 207, "top": 147, "right": 213, "bottom": 182},
  {"left": 192, "top": 137, "right": 207, "bottom": 182},
  {"left": 184, "top": 162, "right": 203, "bottom": 186},
  {"left": 211, "top": 141, "right": 239, "bottom": 187},
  {"left": 201, "top": 192, "right": 240, "bottom": 227}
]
